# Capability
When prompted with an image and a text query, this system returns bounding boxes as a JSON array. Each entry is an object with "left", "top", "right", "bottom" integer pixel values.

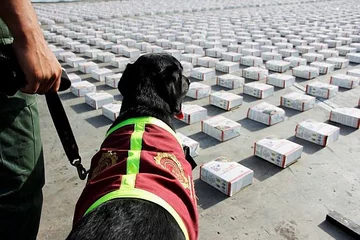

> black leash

[{"left": 45, "top": 91, "right": 88, "bottom": 180}]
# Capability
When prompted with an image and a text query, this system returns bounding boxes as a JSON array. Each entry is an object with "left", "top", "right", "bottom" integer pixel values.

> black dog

[{"left": 67, "top": 53, "right": 198, "bottom": 240}]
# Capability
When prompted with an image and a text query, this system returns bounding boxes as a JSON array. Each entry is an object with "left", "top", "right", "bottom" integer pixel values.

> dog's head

[{"left": 118, "top": 53, "right": 190, "bottom": 118}]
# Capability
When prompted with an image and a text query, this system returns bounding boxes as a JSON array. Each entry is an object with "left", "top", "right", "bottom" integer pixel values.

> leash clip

[{"left": 71, "top": 158, "right": 89, "bottom": 180}]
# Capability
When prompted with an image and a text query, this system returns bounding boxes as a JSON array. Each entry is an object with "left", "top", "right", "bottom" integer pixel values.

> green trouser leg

[{"left": 0, "top": 92, "right": 45, "bottom": 240}]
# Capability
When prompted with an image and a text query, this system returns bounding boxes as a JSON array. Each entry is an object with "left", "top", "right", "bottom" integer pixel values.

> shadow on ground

[
  {"left": 238, "top": 155, "right": 282, "bottom": 182},
  {"left": 194, "top": 178, "right": 228, "bottom": 210}
]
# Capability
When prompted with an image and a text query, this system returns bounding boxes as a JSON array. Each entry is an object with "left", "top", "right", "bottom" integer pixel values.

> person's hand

[{"left": 12, "top": 32, "right": 62, "bottom": 94}]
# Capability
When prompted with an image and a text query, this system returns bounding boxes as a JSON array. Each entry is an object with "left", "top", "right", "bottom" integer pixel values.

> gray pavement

[{"left": 34, "top": 0, "right": 360, "bottom": 239}]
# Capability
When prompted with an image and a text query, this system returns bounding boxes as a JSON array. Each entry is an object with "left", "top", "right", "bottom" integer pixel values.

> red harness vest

[{"left": 73, "top": 117, "right": 198, "bottom": 240}]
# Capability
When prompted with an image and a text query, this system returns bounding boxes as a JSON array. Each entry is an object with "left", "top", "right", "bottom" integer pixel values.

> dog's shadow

[{"left": 194, "top": 179, "right": 228, "bottom": 210}]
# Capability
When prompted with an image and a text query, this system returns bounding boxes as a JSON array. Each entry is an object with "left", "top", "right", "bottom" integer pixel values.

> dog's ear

[
  {"left": 159, "top": 67, "right": 184, "bottom": 114},
  {"left": 118, "top": 63, "right": 137, "bottom": 97}
]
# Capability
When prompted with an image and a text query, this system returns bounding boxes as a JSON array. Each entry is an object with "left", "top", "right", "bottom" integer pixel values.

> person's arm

[{"left": 0, "top": 0, "right": 61, "bottom": 94}]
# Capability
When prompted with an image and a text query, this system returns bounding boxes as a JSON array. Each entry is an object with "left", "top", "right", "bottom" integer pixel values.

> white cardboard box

[
  {"left": 197, "top": 57, "right": 220, "bottom": 68},
  {"left": 261, "top": 52, "right": 282, "bottom": 61},
  {"left": 265, "top": 60, "right": 290, "bottom": 73},
  {"left": 284, "top": 57, "right": 307, "bottom": 68},
  {"left": 347, "top": 69, "right": 360, "bottom": 78},
  {"left": 336, "top": 46, "right": 357, "bottom": 56},
  {"left": 186, "top": 82, "right": 211, "bottom": 99},
  {"left": 215, "top": 61, "right": 240, "bottom": 73},
  {"left": 346, "top": 53, "right": 360, "bottom": 63},
  {"left": 306, "top": 81, "right": 338, "bottom": 99},
  {"left": 310, "top": 62, "right": 335, "bottom": 74},
  {"left": 302, "top": 53, "right": 325, "bottom": 63},
  {"left": 247, "top": 102, "right": 285, "bottom": 126},
  {"left": 66, "top": 57, "right": 86, "bottom": 68},
  {"left": 243, "top": 82, "right": 274, "bottom": 99},
  {"left": 330, "top": 74, "right": 360, "bottom": 89},
  {"left": 216, "top": 74, "right": 244, "bottom": 89},
  {"left": 181, "top": 53, "right": 202, "bottom": 65},
  {"left": 105, "top": 73, "right": 122, "bottom": 89},
  {"left": 280, "top": 92, "right": 316, "bottom": 111},
  {"left": 102, "top": 102, "right": 122, "bottom": 121},
  {"left": 201, "top": 115, "right": 241, "bottom": 142},
  {"left": 318, "top": 50, "right": 339, "bottom": 59},
  {"left": 209, "top": 91, "right": 243, "bottom": 110},
  {"left": 292, "top": 66, "right": 319, "bottom": 79},
  {"left": 177, "top": 104, "right": 208, "bottom": 124},
  {"left": 85, "top": 49, "right": 103, "bottom": 58},
  {"left": 91, "top": 68, "right": 113, "bottom": 81},
  {"left": 254, "top": 136, "right": 303, "bottom": 168},
  {"left": 326, "top": 57, "right": 350, "bottom": 69},
  {"left": 85, "top": 91, "right": 114, "bottom": 109},
  {"left": 78, "top": 62, "right": 99, "bottom": 74},
  {"left": 242, "top": 67, "right": 268, "bottom": 81},
  {"left": 200, "top": 157, "right": 253, "bottom": 196},
  {"left": 295, "top": 119, "right": 340, "bottom": 146},
  {"left": 206, "top": 48, "right": 227, "bottom": 58},
  {"left": 266, "top": 74, "right": 295, "bottom": 88},
  {"left": 97, "top": 52, "right": 115, "bottom": 62},
  {"left": 180, "top": 61, "right": 193, "bottom": 77},
  {"left": 240, "top": 56, "right": 263, "bottom": 67},
  {"left": 279, "top": 49, "right": 299, "bottom": 58},
  {"left": 70, "top": 81, "right": 96, "bottom": 97},
  {"left": 176, "top": 132, "right": 200, "bottom": 157},
  {"left": 330, "top": 108, "right": 360, "bottom": 129},
  {"left": 111, "top": 57, "right": 131, "bottom": 71},
  {"left": 221, "top": 52, "right": 243, "bottom": 62},
  {"left": 67, "top": 73, "right": 81, "bottom": 84},
  {"left": 190, "top": 67, "right": 216, "bottom": 81}
]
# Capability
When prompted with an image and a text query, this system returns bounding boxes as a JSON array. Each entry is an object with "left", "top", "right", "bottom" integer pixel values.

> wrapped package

[
  {"left": 330, "top": 108, "right": 360, "bottom": 129},
  {"left": 201, "top": 115, "right": 241, "bottom": 142},
  {"left": 247, "top": 102, "right": 285, "bottom": 126},
  {"left": 309, "top": 62, "right": 335, "bottom": 74},
  {"left": 280, "top": 92, "right": 316, "bottom": 111},
  {"left": 71, "top": 81, "right": 96, "bottom": 97},
  {"left": 200, "top": 157, "right": 253, "bottom": 196},
  {"left": 306, "top": 81, "right": 338, "bottom": 99},
  {"left": 284, "top": 57, "right": 307, "bottom": 68},
  {"left": 265, "top": 60, "right": 290, "bottom": 73},
  {"left": 240, "top": 56, "right": 263, "bottom": 67},
  {"left": 346, "top": 53, "right": 360, "bottom": 64},
  {"left": 326, "top": 57, "right": 349, "bottom": 69},
  {"left": 91, "top": 68, "right": 113, "bottom": 81},
  {"left": 347, "top": 69, "right": 360, "bottom": 78},
  {"left": 215, "top": 61, "right": 240, "bottom": 73},
  {"left": 216, "top": 74, "right": 244, "bottom": 89},
  {"left": 85, "top": 91, "right": 114, "bottom": 109},
  {"left": 266, "top": 73, "right": 295, "bottom": 88},
  {"left": 67, "top": 73, "right": 81, "bottom": 84},
  {"left": 244, "top": 82, "right": 274, "bottom": 99},
  {"left": 330, "top": 74, "right": 360, "bottom": 89},
  {"left": 190, "top": 67, "right": 216, "bottom": 81},
  {"left": 176, "top": 132, "right": 200, "bottom": 157},
  {"left": 176, "top": 104, "right": 208, "bottom": 124},
  {"left": 254, "top": 136, "right": 303, "bottom": 168},
  {"left": 105, "top": 73, "right": 122, "bottom": 89},
  {"left": 261, "top": 52, "right": 282, "bottom": 61},
  {"left": 221, "top": 52, "right": 243, "bottom": 62},
  {"left": 295, "top": 119, "right": 340, "bottom": 146},
  {"left": 209, "top": 91, "right": 243, "bottom": 110},
  {"left": 66, "top": 57, "right": 86, "bottom": 68},
  {"left": 102, "top": 102, "right": 122, "bottom": 121},
  {"left": 318, "top": 49, "right": 339, "bottom": 59},
  {"left": 242, "top": 67, "right": 269, "bottom": 81},
  {"left": 302, "top": 53, "right": 325, "bottom": 63},
  {"left": 292, "top": 66, "right": 319, "bottom": 79},
  {"left": 197, "top": 57, "right": 220, "bottom": 68},
  {"left": 97, "top": 52, "right": 115, "bottom": 62}
]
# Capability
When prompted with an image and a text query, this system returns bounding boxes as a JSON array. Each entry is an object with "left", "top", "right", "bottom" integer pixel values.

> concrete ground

[{"left": 34, "top": 1, "right": 360, "bottom": 240}]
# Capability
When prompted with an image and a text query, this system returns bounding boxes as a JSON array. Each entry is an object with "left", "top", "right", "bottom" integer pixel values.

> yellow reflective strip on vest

[
  {"left": 126, "top": 122, "right": 145, "bottom": 175},
  {"left": 84, "top": 188, "right": 189, "bottom": 240},
  {"left": 106, "top": 117, "right": 182, "bottom": 147}
]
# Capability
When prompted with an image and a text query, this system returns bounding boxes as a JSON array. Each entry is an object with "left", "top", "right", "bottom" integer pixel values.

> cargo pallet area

[{"left": 35, "top": 0, "right": 360, "bottom": 239}]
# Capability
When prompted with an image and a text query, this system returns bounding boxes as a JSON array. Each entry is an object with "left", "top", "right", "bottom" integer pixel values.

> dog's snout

[{"left": 183, "top": 75, "right": 190, "bottom": 85}]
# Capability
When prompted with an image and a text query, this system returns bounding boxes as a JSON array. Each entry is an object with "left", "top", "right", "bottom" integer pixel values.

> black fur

[{"left": 67, "top": 53, "right": 190, "bottom": 240}]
